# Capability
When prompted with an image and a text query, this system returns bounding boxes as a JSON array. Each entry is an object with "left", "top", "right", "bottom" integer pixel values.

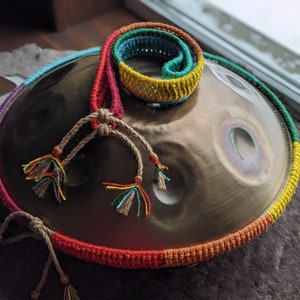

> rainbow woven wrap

[
  {"left": 0, "top": 23, "right": 300, "bottom": 271},
  {"left": 113, "top": 27, "right": 204, "bottom": 103},
  {"left": 89, "top": 22, "right": 204, "bottom": 128}
]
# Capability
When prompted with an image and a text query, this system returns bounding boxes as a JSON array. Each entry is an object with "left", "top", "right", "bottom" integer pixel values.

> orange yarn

[{"left": 51, "top": 214, "right": 272, "bottom": 269}]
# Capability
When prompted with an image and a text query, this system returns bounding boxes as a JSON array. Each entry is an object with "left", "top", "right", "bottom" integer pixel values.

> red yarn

[
  {"left": 51, "top": 232, "right": 165, "bottom": 269},
  {"left": 89, "top": 21, "right": 204, "bottom": 128},
  {"left": 106, "top": 44, "right": 124, "bottom": 120},
  {"left": 0, "top": 179, "right": 22, "bottom": 212},
  {"left": 90, "top": 28, "right": 124, "bottom": 128}
]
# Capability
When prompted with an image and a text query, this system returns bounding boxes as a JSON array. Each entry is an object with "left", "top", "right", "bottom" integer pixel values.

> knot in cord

[
  {"left": 0, "top": 211, "right": 76, "bottom": 299},
  {"left": 97, "top": 108, "right": 113, "bottom": 124},
  {"left": 98, "top": 123, "right": 112, "bottom": 136},
  {"left": 29, "top": 217, "right": 49, "bottom": 236}
]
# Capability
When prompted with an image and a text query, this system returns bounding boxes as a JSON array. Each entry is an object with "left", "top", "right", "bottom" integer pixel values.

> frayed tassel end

[
  {"left": 32, "top": 175, "right": 67, "bottom": 203},
  {"left": 22, "top": 154, "right": 54, "bottom": 182},
  {"left": 64, "top": 284, "right": 80, "bottom": 300},
  {"left": 116, "top": 190, "right": 135, "bottom": 216},
  {"left": 23, "top": 153, "right": 65, "bottom": 181},
  {"left": 32, "top": 179, "right": 51, "bottom": 198},
  {"left": 154, "top": 164, "right": 170, "bottom": 190},
  {"left": 23, "top": 153, "right": 67, "bottom": 202},
  {"left": 103, "top": 176, "right": 151, "bottom": 217},
  {"left": 150, "top": 153, "right": 170, "bottom": 190},
  {"left": 156, "top": 167, "right": 169, "bottom": 190}
]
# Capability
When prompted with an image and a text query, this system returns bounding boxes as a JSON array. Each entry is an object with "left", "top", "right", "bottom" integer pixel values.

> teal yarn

[
  {"left": 24, "top": 47, "right": 101, "bottom": 86},
  {"left": 112, "top": 28, "right": 195, "bottom": 80}
]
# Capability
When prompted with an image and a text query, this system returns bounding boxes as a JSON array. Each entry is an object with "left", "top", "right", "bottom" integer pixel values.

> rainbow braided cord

[
  {"left": 112, "top": 27, "right": 204, "bottom": 103},
  {"left": 89, "top": 22, "right": 204, "bottom": 124}
]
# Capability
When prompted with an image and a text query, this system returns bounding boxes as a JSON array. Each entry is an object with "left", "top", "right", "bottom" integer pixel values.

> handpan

[{"left": 0, "top": 22, "right": 299, "bottom": 271}]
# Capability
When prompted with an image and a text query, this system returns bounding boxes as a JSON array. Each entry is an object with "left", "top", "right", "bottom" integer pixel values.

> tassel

[
  {"left": 103, "top": 176, "right": 151, "bottom": 217},
  {"left": 64, "top": 284, "right": 80, "bottom": 300},
  {"left": 32, "top": 178, "right": 51, "bottom": 198},
  {"left": 115, "top": 189, "right": 136, "bottom": 216},
  {"left": 23, "top": 155, "right": 56, "bottom": 181},
  {"left": 32, "top": 174, "right": 67, "bottom": 203},
  {"left": 149, "top": 153, "right": 170, "bottom": 190},
  {"left": 23, "top": 151, "right": 67, "bottom": 202},
  {"left": 22, "top": 146, "right": 63, "bottom": 181}
]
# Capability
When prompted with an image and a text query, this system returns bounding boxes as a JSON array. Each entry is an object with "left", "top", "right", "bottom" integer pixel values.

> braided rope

[
  {"left": 0, "top": 211, "right": 73, "bottom": 299},
  {"left": 112, "top": 27, "right": 204, "bottom": 102},
  {"left": 89, "top": 21, "right": 204, "bottom": 125},
  {"left": 268, "top": 141, "right": 300, "bottom": 221}
]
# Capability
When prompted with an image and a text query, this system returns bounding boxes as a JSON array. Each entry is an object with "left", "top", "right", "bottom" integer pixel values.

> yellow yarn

[
  {"left": 118, "top": 55, "right": 205, "bottom": 102},
  {"left": 268, "top": 141, "right": 300, "bottom": 222}
]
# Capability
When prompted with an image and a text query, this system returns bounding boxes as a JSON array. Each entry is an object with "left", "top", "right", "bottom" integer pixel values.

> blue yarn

[{"left": 115, "top": 188, "right": 135, "bottom": 209}]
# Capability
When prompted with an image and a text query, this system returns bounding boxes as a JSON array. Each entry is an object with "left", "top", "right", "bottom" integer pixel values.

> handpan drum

[{"left": 0, "top": 23, "right": 299, "bottom": 269}]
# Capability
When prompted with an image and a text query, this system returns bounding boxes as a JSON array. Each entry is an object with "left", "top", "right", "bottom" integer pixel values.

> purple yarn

[{"left": 0, "top": 83, "right": 26, "bottom": 118}]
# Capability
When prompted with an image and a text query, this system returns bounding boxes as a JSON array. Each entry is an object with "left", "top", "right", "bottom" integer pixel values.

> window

[{"left": 125, "top": 0, "right": 300, "bottom": 118}]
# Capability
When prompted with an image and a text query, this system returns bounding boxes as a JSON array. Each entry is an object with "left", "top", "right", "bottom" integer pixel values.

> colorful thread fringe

[
  {"left": 150, "top": 152, "right": 170, "bottom": 190},
  {"left": 21, "top": 107, "right": 169, "bottom": 216},
  {"left": 103, "top": 179, "right": 151, "bottom": 217},
  {"left": 22, "top": 154, "right": 67, "bottom": 202}
]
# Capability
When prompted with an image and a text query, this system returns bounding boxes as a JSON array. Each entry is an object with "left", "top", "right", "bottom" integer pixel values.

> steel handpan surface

[{"left": 0, "top": 54, "right": 292, "bottom": 250}]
